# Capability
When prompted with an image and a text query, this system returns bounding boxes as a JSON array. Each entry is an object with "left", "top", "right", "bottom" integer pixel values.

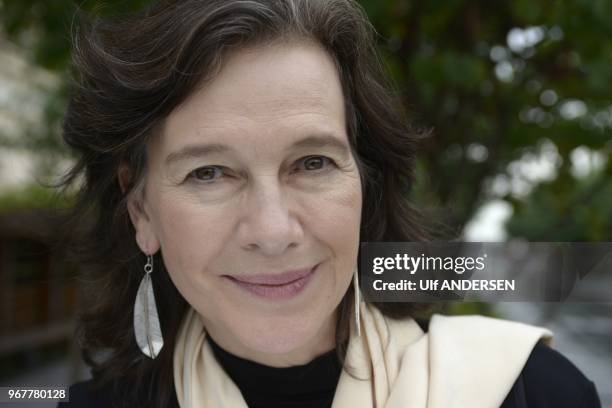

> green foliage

[
  {"left": 0, "top": 184, "right": 74, "bottom": 211},
  {"left": 0, "top": 0, "right": 151, "bottom": 69},
  {"left": 360, "top": 0, "right": 612, "bottom": 237},
  {"left": 507, "top": 163, "right": 612, "bottom": 241}
]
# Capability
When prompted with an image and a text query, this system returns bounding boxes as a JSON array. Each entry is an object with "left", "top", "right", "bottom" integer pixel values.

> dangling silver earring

[
  {"left": 134, "top": 253, "right": 164, "bottom": 358},
  {"left": 353, "top": 266, "right": 361, "bottom": 337}
]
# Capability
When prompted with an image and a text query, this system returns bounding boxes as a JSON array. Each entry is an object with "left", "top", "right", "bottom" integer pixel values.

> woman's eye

[
  {"left": 298, "top": 155, "right": 334, "bottom": 172},
  {"left": 188, "top": 166, "right": 225, "bottom": 183}
]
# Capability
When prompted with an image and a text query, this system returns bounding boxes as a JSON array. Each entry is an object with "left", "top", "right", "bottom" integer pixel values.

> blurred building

[{"left": 0, "top": 208, "right": 78, "bottom": 373}]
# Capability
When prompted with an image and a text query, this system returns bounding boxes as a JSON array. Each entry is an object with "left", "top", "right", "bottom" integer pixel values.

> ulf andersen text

[{"left": 373, "top": 279, "right": 516, "bottom": 292}]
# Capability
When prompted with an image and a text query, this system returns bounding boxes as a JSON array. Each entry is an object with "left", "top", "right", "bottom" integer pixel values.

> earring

[
  {"left": 134, "top": 253, "right": 164, "bottom": 358},
  {"left": 353, "top": 267, "right": 361, "bottom": 337}
]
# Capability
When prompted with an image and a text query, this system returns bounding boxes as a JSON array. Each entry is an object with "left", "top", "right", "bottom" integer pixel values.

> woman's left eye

[{"left": 296, "top": 155, "right": 334, "bottom": 172}]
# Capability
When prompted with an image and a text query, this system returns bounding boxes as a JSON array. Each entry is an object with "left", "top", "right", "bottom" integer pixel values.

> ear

[{"left": 118, "top": 162, "right": 161, "bottom": 255}]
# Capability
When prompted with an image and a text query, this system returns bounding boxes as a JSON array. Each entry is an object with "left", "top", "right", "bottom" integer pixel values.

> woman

[{"left": 57, "top": 0, "right": 601, "bottom": 407}]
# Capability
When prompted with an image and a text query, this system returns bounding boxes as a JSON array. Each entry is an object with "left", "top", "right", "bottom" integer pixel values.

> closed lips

[{"left": 226, "top": 265, "right": 317, "bottom": 286}]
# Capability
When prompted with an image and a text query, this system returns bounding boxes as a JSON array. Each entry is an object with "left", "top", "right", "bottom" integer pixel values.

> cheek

[
  {"left": 310, "top": 173, "right": 362, "bottom": 240},
  {"left": 300, "top": 174, "right": 362, "bottom": 279},
  {"left": 150, "top": 193, "right": 230, "bottom": 292}
]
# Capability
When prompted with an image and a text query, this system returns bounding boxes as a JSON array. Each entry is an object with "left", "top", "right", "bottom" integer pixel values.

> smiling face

[{"left": 126, "top": 40, "right": 363, "bottom": 367}]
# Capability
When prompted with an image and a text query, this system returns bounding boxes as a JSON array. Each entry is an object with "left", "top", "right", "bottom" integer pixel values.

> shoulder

[
  {"left": 502, "top": 341, "right": 601, "bottom": 408},
  {"left": 415, "top": 316, "right": 601, "bottom": 408}
]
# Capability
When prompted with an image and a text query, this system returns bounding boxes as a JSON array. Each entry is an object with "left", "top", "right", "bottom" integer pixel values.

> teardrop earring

[
  {"left": 353, "top": 266, "right": 361, "bottom": 337},
  {"left": 133, "top": 253, "right": 164, "bottom": 358}
]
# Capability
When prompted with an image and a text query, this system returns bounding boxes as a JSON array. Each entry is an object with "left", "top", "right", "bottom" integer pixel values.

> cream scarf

[{"left": 174, "top": 302, "right": 552, "bottom": 408}]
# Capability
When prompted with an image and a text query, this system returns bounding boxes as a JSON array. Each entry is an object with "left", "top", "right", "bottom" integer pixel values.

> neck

[{"left": 202, "top": 309, "right": 338, "bottom": 367}]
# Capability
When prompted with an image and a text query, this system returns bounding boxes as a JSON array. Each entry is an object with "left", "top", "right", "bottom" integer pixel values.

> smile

[{"left": 224, "top": 263, "right": 319, "bottom": 300}]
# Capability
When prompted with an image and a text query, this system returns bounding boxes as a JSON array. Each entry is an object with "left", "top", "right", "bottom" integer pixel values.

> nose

[{"left": 237, "top": 176, "right": 303, "bottom": 256}]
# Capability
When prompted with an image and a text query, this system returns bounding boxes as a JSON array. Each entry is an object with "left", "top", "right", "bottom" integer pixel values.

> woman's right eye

[{"left": 187, "top": 166, "right": 225, "bottom": 183}]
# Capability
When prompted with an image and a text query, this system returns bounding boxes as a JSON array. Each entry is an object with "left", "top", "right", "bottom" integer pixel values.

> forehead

[{"left": 159, "top": 40, "right": 346, "bottom": 147}]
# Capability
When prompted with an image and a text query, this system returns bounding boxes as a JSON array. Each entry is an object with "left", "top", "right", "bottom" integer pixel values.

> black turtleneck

[{"left": 207, "top": 335, "right": 343, "bottom": 408}]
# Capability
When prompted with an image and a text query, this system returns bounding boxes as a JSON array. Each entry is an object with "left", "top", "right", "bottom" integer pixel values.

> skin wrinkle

[{"left": 129, "top": 40, "right": 362, "bottom": 368}]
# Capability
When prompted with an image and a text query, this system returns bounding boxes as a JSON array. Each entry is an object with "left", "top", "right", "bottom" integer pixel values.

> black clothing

[
  {"left": 207, "top": 335, "right": 342, "bottom": 408},
  {"left": 59, "top": 326, "right": 602, "bottom": 408},
  {"left": 499, "top": 341, "right": 601, "bottom": 408},
  {"left": 415, "top": 319, "right": 602, "bottom": 408}
]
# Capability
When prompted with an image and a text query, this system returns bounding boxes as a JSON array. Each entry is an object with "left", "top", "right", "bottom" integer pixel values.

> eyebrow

[{"left": 164, "top": 134, "right": 351, "bottom": 166}]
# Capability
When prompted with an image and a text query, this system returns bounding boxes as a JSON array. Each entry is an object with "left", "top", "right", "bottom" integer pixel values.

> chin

[{"left": 237, "top": 311, "right": 332, "bottom": 359}]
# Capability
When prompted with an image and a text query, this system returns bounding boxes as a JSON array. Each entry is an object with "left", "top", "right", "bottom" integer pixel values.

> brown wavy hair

[{"left": 59, "top": 0, "right": 434, "bottom": 406}]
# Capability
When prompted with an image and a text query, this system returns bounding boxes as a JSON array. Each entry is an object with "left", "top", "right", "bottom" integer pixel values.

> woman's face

[{"left": 128, "top": 41, "right": 362, "bottom": 366}]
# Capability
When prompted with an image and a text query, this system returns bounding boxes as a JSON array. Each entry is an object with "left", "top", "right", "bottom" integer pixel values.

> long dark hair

[{"left": 59, "top": 0, "right": 433, "bottom": 406}]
